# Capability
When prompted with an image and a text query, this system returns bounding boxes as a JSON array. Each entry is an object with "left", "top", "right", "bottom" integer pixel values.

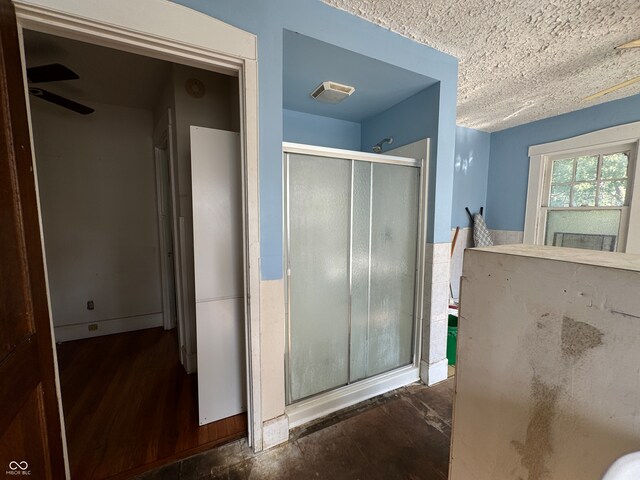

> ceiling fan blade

[
  {"left": 29, "top": 88, "right": 94, "bottom": 115},
  {"left": 27, "top": 63, "right": 79, "bottom": 84}
]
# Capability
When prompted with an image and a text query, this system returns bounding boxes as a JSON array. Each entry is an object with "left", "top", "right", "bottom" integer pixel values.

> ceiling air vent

[{"left": 310, "top": 81, "right": 355, "bottom": 104}]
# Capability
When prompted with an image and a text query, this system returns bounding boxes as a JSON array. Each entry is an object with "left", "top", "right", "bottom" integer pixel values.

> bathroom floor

[{"left": 138, "top": 378, "right": 454, "bottom": 479}]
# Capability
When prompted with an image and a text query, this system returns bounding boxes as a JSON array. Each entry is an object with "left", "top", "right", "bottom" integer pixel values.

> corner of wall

[
  {"left": 420, "top": 242, "right": 450, "bottom": 386},
  {"left": 259, "top": 278, "right": 287, "bottom": 422}
]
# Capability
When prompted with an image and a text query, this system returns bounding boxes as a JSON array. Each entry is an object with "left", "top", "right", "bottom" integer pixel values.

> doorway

[{"left": 22, "top": 27, "right": 249, "bottom": 479}]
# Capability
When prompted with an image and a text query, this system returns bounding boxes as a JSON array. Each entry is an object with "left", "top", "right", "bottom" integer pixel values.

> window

[
  {"left": 524, "top": 121, "right": 640, "bottom": 254},
  {"left": 541, "top": 148, "right": 632, "bottom": 252}
]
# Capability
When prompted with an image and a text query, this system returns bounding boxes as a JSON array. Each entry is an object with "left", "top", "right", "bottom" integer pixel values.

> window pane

[
  {"left": 575, "top": 156, "right": 598, "bottom": 181},
  {"left": 571, "top": 182, "right": 596, "bottom": 207},
  {"left": 601, "top": 152, "right": 629, "bottom": 179},
  {"left": 551, "top": 158, "right": 574, "bottom": 184},
  {"left": 549, "top": 185, "right": 570, "bottom": 207},
  {"left": 599, "top": 179, "right": 627, "bottom": 206},
  {"left": 545, "top": 209, "right": 621, "bottom": 251}
]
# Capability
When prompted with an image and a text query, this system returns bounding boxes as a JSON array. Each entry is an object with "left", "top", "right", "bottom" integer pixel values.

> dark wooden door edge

[{"left": 0, "top": 0, "right": 66, "bottom": 477}]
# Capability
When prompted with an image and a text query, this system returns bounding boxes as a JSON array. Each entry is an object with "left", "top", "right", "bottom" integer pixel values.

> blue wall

[
  {"left": 486, "top": 93, "right": 640, "bottom": 231},
  {"left": 362, "top": 84, "right": 453, "bottom": 241},
  {"left": 452, "top": 126, "right": 491, "bottom": 228},
  {"left": 361, "top": 85, "right": 439, "bottom": 152},
  {"left": 172, "top": 0, "right": 458, "bottom": 279},
  {"left": 283, "top": 109, "right": 362, "bottom": 150}
]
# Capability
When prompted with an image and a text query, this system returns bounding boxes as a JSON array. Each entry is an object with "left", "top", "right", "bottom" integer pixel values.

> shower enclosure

[{"left": 283, "top": 142, "right": 428, "bottom": 422}]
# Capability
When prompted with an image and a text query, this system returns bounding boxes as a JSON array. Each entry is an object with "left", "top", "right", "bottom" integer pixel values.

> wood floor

[{"left": 56, "top": 328, "right": 247, "bottom": 479}]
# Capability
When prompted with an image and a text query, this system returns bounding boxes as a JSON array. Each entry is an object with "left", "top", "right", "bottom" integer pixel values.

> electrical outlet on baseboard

[{"left": 88, "top": 324, "right": 98, "bottom": 331}]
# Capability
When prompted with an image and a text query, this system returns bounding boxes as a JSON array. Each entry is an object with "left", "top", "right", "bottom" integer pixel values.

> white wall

[
  {"left": 155, "top": 64, "right": 240, "bottom": 371},
  {"left": 32, "top": 100, "right": 162, "bottom": 341}
]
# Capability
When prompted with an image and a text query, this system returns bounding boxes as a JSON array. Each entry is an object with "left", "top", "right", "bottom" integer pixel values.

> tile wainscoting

[{"left": 421, "top": 242, "right": 451, "bottom": 385}]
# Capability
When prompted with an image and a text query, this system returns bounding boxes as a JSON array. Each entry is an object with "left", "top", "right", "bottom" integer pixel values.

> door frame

[
  {"left": 153, "top": 143, "right": 177, "bottom": 331},
  {"left": 153, "top": 109, "right": 180, "bottom": 334},
  {"left": 12, "top": 0, "right": 264, "bottom": 457}
]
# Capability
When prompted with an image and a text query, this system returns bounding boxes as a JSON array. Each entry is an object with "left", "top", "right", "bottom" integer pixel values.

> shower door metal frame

[{"left": 282, "top": 141, "right": 429, "bottom": 427}]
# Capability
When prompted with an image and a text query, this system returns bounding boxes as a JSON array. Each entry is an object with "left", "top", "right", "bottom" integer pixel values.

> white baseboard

[
  {"left": 54, "top": 313, "right": 163, "bottom": 342},
  {"left": 262, "top": 414, "right": 289, "bottom": 449},
  {"left": 286, "top": 365, "right": 420, "bottom": 429},
  {"left": 420, "top": 358, "right": 448, "bottom": 386}
]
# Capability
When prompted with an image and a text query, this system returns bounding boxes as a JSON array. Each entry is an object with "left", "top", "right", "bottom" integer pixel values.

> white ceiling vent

[{"left": 310, "top": 81, "right": 355, "bottom": 103}]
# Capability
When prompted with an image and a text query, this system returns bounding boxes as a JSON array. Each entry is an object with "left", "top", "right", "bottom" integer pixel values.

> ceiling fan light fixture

[{"left": 615, "top": 38, "right": 640, "bottom": 50}]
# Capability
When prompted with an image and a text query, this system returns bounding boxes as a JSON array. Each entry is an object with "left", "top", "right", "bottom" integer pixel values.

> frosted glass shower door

[
  {"left": 287, "top": 154, "right": 351, "bottom": 402},
  {"left": 366, "top": 163, "right": 419, "bottom": 376},
  {"left": 285, "top": 145, "right": 424, "bottom": 405},
  {"left": 349, "top": 162, "right": 420, "bottom": 381}
]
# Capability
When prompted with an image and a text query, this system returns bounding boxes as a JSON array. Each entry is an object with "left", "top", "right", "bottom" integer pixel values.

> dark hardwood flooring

[
  {"left": 56, "top": 328, "right": 247, "bottom": 479},
  {"left": 139, "top": 378, "right": 454, "bottom": 480}
]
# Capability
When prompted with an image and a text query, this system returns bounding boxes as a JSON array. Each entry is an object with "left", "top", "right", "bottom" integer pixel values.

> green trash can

[{"left": 447, "top": 313, "right": 458, "bottom": 366}]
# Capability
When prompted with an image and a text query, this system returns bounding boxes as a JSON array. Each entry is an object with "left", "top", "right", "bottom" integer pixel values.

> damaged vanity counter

[{"left": 450, "top": 244, "right": 640, "bottom": 480}]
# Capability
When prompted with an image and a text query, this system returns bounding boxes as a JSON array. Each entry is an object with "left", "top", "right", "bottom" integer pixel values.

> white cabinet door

[{"left": 190, "top": 126, "right": 245, "bottom": 426}]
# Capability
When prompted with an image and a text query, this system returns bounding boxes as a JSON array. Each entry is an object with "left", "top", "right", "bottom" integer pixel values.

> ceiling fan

[{"left": 27, "top": 63, "right": 94, "bottom": 115}]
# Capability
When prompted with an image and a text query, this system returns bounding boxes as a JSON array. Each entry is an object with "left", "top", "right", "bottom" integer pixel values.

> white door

[{"left": 190, "top": 126, "right": 246, "bottom": 426}]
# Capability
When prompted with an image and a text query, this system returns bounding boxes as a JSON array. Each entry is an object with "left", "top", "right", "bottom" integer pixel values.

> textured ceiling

[{"left": 322, "top": 0, "right": 640, "bottom": 132}]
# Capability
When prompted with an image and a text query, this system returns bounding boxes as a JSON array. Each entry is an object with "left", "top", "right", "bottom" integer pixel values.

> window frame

[
  {"left": 524, "top": 121, "right": 640, "bottom": 253},
  {"left": 544, "top": 147, "right": 632, "bottom": 209}
]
